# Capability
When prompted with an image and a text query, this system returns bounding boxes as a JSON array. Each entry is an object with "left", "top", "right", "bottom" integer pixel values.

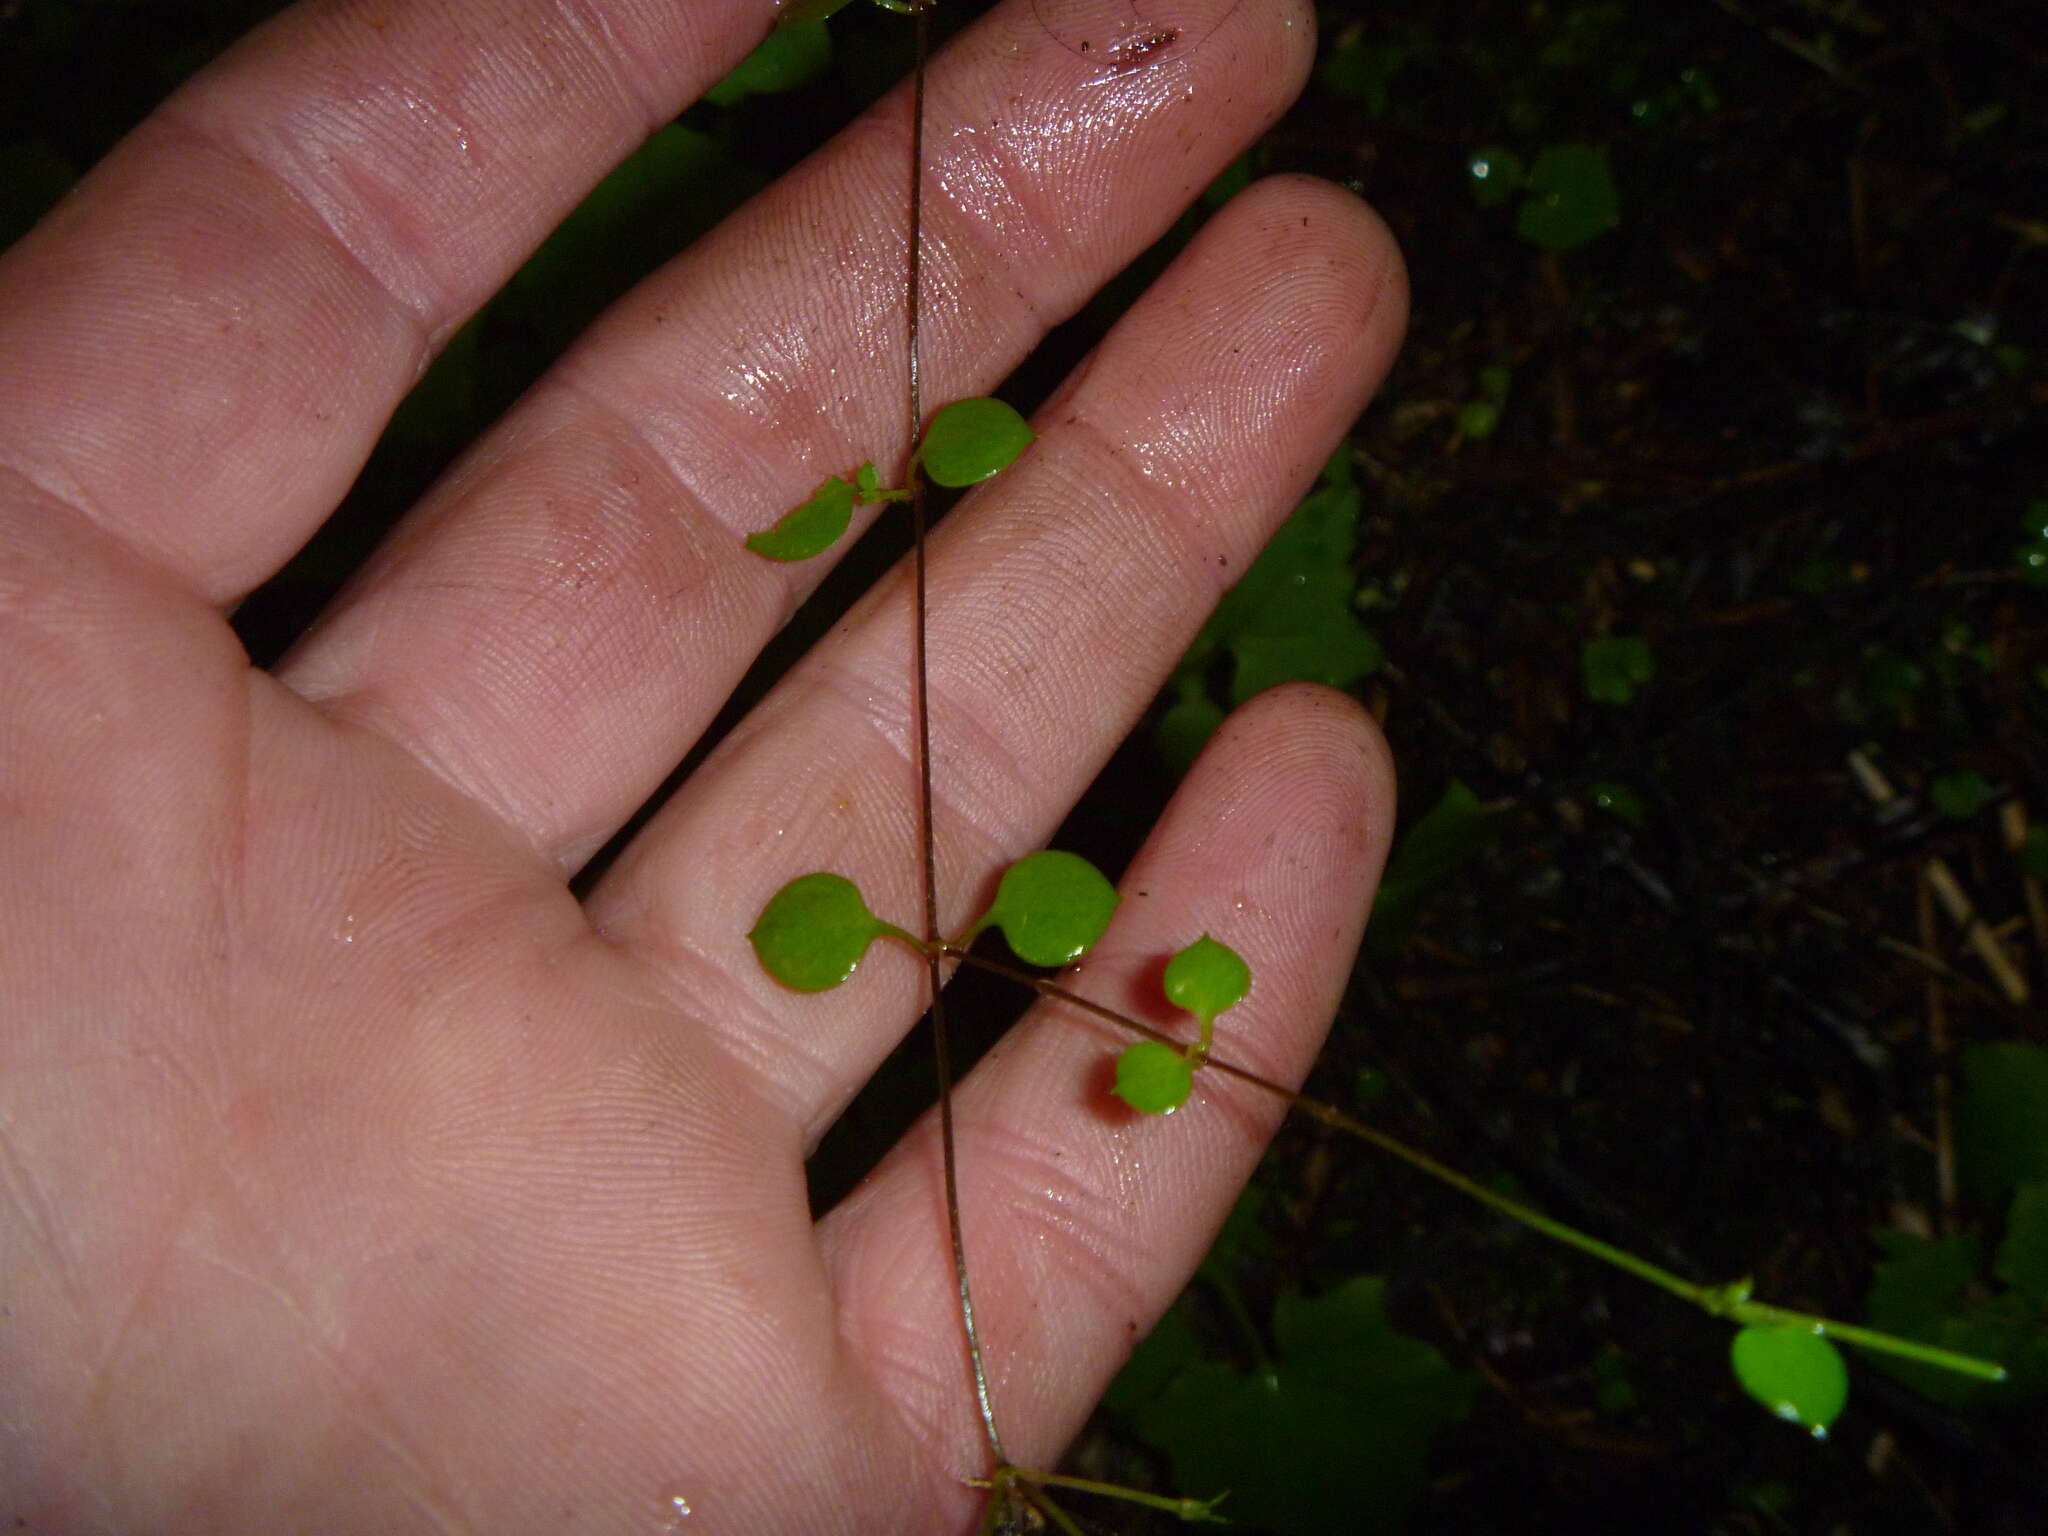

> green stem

[
  {"left": 1717, "top": 1298, "right": 2008, "bottom": 1381},
  {"left": 931, "top": 945, "right": 2008, "bottom": 1386}
]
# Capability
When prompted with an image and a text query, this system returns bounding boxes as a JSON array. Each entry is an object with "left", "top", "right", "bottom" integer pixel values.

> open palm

[{"left": 0, "top": 1, "right": 1404, "bottom": 1529}]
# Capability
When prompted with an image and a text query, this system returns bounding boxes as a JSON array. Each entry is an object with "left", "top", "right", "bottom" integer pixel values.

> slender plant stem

[
  {"left": 904, "top": 1, "right": 1007, "bottom": 1465},
  {"left": 928, "top": 944, "right": 2008, "bottom": 1385},
  {"left": 1008, "top": 1466, "right": 1224, "bottom": 1520}
]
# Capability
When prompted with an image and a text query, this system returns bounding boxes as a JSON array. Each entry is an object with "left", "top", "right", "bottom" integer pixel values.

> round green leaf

[
  {"left": 1163, "top": 934, "right": 1251, "bottom": 1025},
  {"left": 745, "top": 475, "right": 855, "bottom": 561},
  {"left": 1730, "top": 1326, "right": 1849, "bottom": 1438},
  {"left": 748, "top": 872, "right": 887, "bottom": 992},
  {"left": 1115, "top": 1041, "right": 1194, "bottom": 1115},
  {"left": 1515, "top": 144, "right": 1620, "bottom": 252},
  {"left": 916, "top": 397, "right": 1035, "bottom": 488},
  {"left": 973, "top": 849, "right": 1119, "bottom": 968}
]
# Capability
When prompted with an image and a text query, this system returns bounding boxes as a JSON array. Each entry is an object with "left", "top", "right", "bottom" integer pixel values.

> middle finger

[{"left": 279, "top": 0, "right": 1312, "bottom": 871}]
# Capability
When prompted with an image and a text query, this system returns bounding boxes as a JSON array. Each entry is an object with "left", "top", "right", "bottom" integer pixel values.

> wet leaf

[
  {"left": 749, "top": 872, "right": 890, "bottom": 991},
  {"left": 1115, "top": 1040, "right": 1194, "bottom": 1115},
  {"left": 1163, "top": 934, "right": 1250, "bottom": 1025},
  {"left": 916, "top": 397, "right": 1035, "bottom": 488},
  {"left": 745, "top": 475, "right": 856, "bottom": 561},
  {"left": 970, "top": 850, "right": 1119, "bottom": 968},
  {"left": 1729, "top": 1326, "right": 1848, "bottom": 1437}
]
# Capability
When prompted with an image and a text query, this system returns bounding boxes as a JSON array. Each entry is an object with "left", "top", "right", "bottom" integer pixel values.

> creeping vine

[{"left": 734, "top": 0, "right": 2006, "bottom": 1525}]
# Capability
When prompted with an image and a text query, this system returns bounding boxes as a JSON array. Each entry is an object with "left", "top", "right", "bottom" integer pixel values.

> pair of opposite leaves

[
  {"left": 742, "top": 397, "right": 1250, "bottom": 1114},
  {"left": 748, "top": 853, "right": 1251, "bottom": 1116}
]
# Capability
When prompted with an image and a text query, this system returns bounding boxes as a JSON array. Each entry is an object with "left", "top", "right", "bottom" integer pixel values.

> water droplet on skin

[
  {"left": 335, "top": 913, "right": 356, "bottom": 944},
  {"left": 655, "top": 1487, "right": 693, "bottom": 1529}
]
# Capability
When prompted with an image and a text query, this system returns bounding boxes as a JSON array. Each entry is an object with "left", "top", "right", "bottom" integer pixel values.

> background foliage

[{"left": 7, "top": 0, "right": 2046, "bottom": 1530}]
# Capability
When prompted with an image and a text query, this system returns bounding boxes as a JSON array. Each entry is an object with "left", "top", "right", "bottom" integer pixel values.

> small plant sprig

[
  {"left": 748, "top": 850, "right": 1248, "bottom": 1119},
  {"left": 729, "top": 0, "right": 2006, "bottom": 1523},
  {"left": 743, "top": 396, "right": 1034, "bottom": 561},
  {"left": 747, "top": 848, "right": 2006, "bottom": 1444}
]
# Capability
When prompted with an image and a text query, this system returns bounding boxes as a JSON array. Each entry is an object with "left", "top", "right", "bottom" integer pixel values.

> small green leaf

[
  {"left": 853, "top": 461, "right": 881, "bottom": 498},
  {"left": 1229, "top": 626, "right": 1383, "bottom": 703},
  {"left": 748, "top": 872, "right": 890, "bottom": 991},
  {"left": 1115, "top": 1040, "right": 1194, "bottom": 1115},
  {"left": 1582, "top": 634, "right": 1656, "bottom": 705},
  {"left": 1515, "top": 143, "right": 1620, "bottom": 251},
  {"left": 1320, "top": 36, "right": 1409, "bottom": 115},
  {"left": 1157, "top": 682, "right": 1228, "bottom": 776},
  {"left": 1730, "top": 1326, "right": 1849, "bottom": 1437},
  {"left": 1592, "top": 1344, "right": 1638, "bottom": 1417},
  {"left": 1114, "top": 1275, "right": 1475, "bottom": 1532},
  {"left": 1163, "top": 934, "right": 1251, "bottom": 1026},
  {"left": 915, "top": 397, "right": 1035, "bottom": 488},
  {"left": 745, "top": 475, "right": 856, "bottom": 561},
  {"left": 1456, "top": 400, "right": 1501, "bottom": 439},
  {"left": 970, "top": 849, "right": 1119, "bottom": 968},
  {"left": 1930, "top": 768, "right": 1994, "bottom": 820},
  {"left": 1369, "top": 780, "right": 1503, "bottom": 958},
  {"left": 1158, "top": 447, "right": 1383, "bottom": 773}
]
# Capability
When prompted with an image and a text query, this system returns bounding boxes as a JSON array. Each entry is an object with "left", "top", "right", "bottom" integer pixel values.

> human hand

[{"left": 0, "top": 1, "right": 1404, "bottom": 1529}]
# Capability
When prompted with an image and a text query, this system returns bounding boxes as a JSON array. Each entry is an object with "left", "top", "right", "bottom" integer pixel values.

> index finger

[{"left": 0, "top": 0, "right": 780, "bottom": 603}]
